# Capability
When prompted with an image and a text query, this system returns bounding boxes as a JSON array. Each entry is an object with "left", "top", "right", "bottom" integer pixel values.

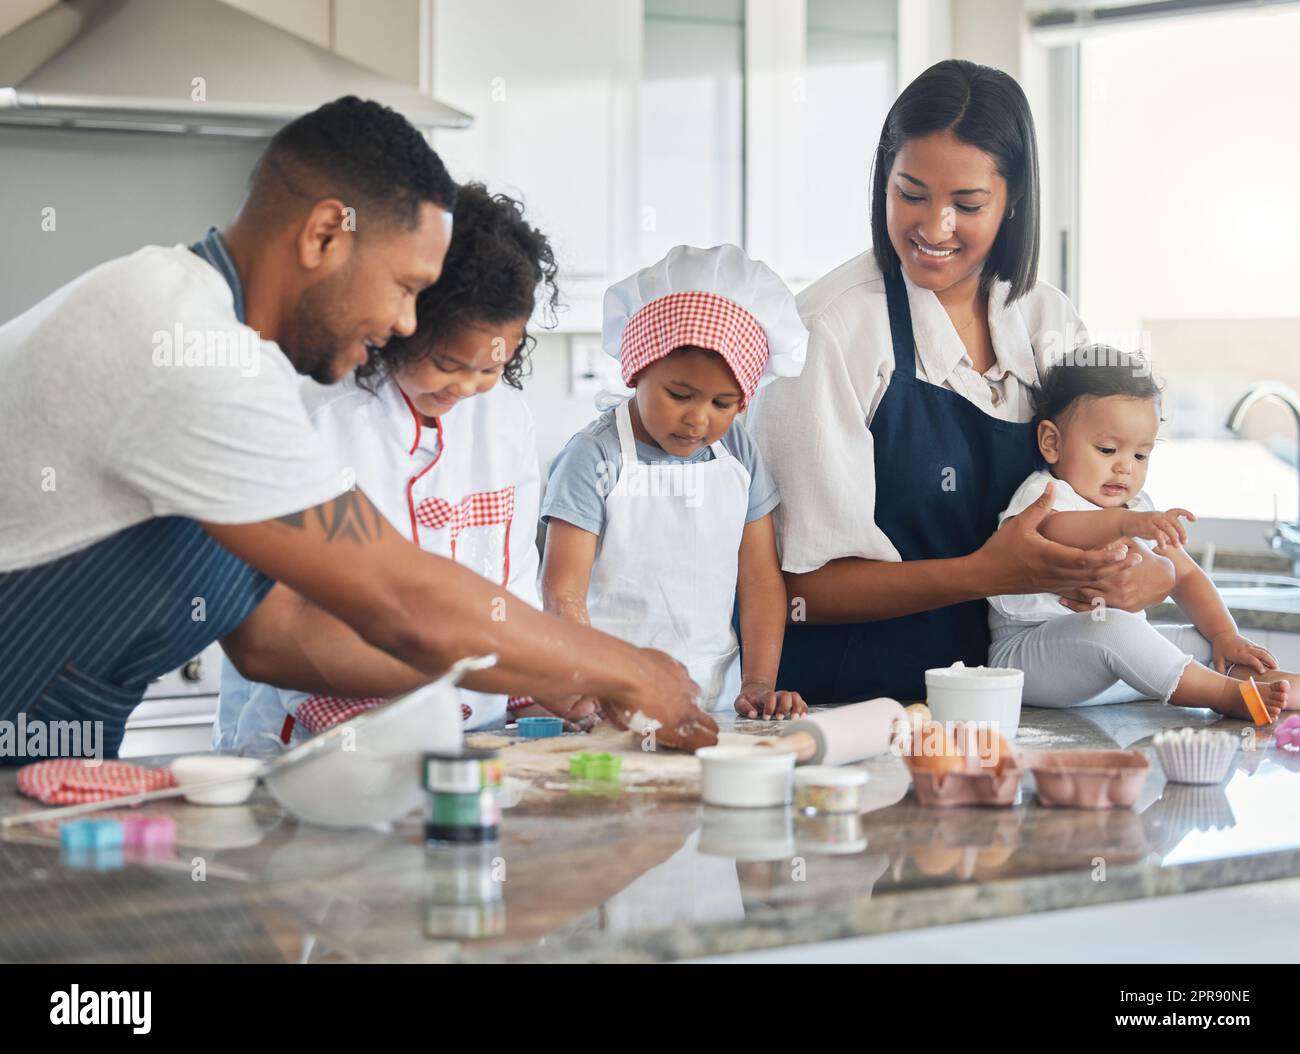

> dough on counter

[
  {"left": 471, "top": 724, "right": 761, "bottom": 786},
  {"left": 464, "top": 733, "right": 513, "bottom": 751}
]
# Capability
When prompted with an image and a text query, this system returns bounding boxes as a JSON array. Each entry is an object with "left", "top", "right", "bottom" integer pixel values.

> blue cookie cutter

[{"left": 516, "top": 716, "right": 564, "bottom": 739}]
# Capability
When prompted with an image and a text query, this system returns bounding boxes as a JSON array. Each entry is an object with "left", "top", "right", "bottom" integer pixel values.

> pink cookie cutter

[{"left": 122, "top": 816, "right": 176, "bottom": 852}]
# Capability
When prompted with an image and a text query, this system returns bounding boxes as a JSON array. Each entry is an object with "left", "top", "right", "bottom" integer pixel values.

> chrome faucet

[{"left": 1227, "top": 381, "right": 1300, "bottom": 574}]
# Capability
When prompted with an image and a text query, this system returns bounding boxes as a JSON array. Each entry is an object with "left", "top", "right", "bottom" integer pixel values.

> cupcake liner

[
  {"left": 1147, "top": 783, "right": 1237, "bottom": 833},
  {"left": 1152, "top": 728, "right": 1239, "bottom": 785}
]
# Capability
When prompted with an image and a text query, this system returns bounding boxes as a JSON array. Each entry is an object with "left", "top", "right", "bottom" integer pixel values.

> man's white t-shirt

[
  {"left": 988, "top": 468, "right": 1156, "bottom": 629},
  {"left": 0, "top": 244, "right": 349, "bottom": 572}
]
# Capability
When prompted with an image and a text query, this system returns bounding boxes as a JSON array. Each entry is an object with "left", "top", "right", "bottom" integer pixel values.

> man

[{"left": 0, "top": 96, "right": 716, "bottom": 762}]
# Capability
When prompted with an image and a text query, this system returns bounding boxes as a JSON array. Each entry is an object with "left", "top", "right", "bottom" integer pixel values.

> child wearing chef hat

[{"left": 540, "top": 244, "right": 809, "bottom": 719}]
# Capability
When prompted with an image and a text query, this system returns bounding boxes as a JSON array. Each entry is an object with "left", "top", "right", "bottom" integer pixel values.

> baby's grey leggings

[{"left": 989, "top": 610, "right": 1213, "bottom": 708}]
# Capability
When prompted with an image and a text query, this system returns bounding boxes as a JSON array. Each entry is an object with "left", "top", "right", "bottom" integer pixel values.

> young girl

[
  {"left": 216, "top": 183, "right": 569, "bottom": 753},
  {"left": 540, "top": 244, "right": 809, "bottom": 720},
  {"left": 989, "top": 347, "right": 1292, "bottom": 721}
]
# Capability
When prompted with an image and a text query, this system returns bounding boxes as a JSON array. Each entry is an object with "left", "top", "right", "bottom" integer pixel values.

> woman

[
  {"left": 216, "top": 182, "right": 573, "bottom": 752},
  {"left": 745, "top": 60, "right": 1175, "bottom": 704}
]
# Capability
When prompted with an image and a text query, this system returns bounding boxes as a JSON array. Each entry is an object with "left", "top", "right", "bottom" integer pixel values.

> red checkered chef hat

[{"left": 602, "top": 244, "right": 807, "bottom": 407}]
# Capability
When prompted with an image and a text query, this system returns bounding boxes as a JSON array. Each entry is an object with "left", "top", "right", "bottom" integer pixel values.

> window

[
  {"left": 798, "top": 0, "right": 896, "bottom": 282},
  {"left": 1074, "top": 5, "right": 1300, "bottom": 522},
  {"left": 640, "top": 0, "right": 746, "bottom": 262},
  {"left": 639, "top": 0, "right": 896, "bottom": 284}
]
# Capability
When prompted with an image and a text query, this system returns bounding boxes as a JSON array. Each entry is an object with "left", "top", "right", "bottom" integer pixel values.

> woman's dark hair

[
  {"left": 1032, "top": 346, "right": 1163, "bottom": 429},
  {"left": 357, "top": 182, "right": 560, "bottom": 391},
  {"left": 870, "top": 59, "right": 1040, "bottom": 302}
]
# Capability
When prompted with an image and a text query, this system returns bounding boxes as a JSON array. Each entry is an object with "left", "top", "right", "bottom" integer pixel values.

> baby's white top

[{"left": 989, "top": 468, "right": 1155, "bottom": 628}]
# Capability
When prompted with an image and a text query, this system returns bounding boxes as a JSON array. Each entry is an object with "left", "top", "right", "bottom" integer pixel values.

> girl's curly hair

[{"left": 357, "top": 182, "right": 560, "bottom": 391}]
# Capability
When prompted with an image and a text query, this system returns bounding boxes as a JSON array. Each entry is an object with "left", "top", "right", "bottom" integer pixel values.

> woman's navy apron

[
  {"left": 0, "top": 229, "right": 274, "bottom": 761},
  {"left": 772, "top": 266, "right": 1040, "bottom": 703}
]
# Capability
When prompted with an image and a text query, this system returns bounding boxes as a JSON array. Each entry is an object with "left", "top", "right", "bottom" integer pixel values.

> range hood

[{"left": 0, "top": 0, "right": 473, "bottom": 136}]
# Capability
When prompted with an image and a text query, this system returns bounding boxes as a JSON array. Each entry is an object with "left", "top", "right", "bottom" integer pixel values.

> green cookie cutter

[{"left": 568, "top": 752, "right": 624, "bottom": 781}]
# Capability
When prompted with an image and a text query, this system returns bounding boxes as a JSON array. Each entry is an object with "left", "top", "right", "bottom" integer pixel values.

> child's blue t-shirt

[{"left": 541, "top": 408, "right": 779, "bottom": 536}]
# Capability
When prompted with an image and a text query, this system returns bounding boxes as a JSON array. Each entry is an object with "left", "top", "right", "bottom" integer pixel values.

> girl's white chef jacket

[{"left": 216, "top": 372, "right": 542, "bottom": 752}]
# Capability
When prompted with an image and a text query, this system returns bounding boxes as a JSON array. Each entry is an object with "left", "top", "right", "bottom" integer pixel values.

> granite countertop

[{"left": 2, "top": 701, "right": 1299, "bottom": 963}]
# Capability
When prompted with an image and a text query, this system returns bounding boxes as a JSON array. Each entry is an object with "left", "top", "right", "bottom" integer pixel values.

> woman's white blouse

[{"left": 745, "top": 250, "right": 1089, "bottom": 574}]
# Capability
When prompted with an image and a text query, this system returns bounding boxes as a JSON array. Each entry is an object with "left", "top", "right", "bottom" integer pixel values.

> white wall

[
  {"left": 897, "top": 0, "right": 951, "bottom": 86},
  {"left": 522, "top": 335, "right": 608, "bottom": 471},
  {"left": 0, "top": 127, "right": 265, "bottom": 323},
  {"left": 949, "top": 0, "right": 1023, "bottom": 75},
  {"left": 947, "top": 1, "right": 1062, "bottom": 291}
]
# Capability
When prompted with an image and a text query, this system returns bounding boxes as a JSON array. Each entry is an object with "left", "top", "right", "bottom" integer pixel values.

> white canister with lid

[
  {"left": 924, "top": 662, "right": 1024, "bottom": 738},
  {"left": 697, "top": 746, "right": 796, "bottom": 808}
]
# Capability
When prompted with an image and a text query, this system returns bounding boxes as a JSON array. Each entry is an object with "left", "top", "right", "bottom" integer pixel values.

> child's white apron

[{"left": 586, "top": 398, "right": 749, "bottom": 711}]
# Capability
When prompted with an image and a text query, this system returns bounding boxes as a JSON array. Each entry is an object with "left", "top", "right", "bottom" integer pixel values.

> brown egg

[
  {"left": 907, "top": 722, "right": 966, "bottom": 777},
  {"left": 976, "top": 845, "right": 1015, "bottom": 868},
  {"left": 978, "top": 730, "right": 1016, "bottom": 774},
  {"left": 911, "top": 845, "right": 965, "bottom": 875}
]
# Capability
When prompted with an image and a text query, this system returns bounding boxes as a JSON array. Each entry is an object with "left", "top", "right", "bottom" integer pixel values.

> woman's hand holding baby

[
  {"left": 1124, "top": 507, "right": 1195, "bottom": 549},
  {"left": 978, "top": 481, "right": 1141, "bottom": 596},
  {"left": 1056, "top": 536, "right": 1177, "bottom": 614}
]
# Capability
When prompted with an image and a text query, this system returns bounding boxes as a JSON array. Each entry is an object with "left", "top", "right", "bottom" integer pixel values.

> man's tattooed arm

[{"left": 274, "top": 492, "right": 386, "bottom": 544}]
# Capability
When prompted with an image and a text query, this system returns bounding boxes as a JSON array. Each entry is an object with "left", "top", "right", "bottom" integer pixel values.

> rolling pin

[{"left": 760, "top": 699, "right": 928, "bottom": 766}]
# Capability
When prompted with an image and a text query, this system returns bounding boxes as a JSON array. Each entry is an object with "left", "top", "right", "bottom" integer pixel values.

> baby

[{"left": 989, "top": 346, "right": 1291, "bottom": 722}]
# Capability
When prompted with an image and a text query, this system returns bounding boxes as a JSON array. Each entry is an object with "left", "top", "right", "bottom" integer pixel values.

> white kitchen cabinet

[
  {"left": 426, "top": 0, "right": 643, "bottom": 332},
  {"left": 746, "top": 0, "right": 897, "bottom": 288},
  {"left": 425, "top": 0, "right": 899, "bottom": 325},
  {"left": 639, "top": 0, "right": 745, "bottom": 265}
]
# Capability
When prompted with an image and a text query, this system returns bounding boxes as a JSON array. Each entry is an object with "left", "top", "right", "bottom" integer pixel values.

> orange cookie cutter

[{"left": 1239, "top": 678, "right": 1272, "bottom": 726}]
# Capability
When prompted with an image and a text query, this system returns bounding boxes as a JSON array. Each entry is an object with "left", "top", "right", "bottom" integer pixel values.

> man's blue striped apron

[{"left": 0, "top": 230, "right": 275, "bottom": 762}]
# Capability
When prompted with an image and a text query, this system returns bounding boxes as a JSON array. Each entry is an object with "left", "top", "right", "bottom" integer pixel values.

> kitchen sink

[{"left": 1208, "top": 572, "right": 1300, "bottom": 612}]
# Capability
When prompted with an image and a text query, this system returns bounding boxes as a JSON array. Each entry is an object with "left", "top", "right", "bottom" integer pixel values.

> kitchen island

[{"left": 2, "top": 697, "right": 1298, "bottom": 964}]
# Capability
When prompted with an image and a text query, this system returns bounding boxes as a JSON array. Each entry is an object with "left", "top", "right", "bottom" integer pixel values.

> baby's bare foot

[
  {"left": 1213, "top": 679, "right": 1286, "bottom": 722},
  {"left": 1261, "top": 680, "right": 1288, "bottom": 720},
  {"left": 1267, "top": 674, "right": 1300, "bottom": 709}
]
